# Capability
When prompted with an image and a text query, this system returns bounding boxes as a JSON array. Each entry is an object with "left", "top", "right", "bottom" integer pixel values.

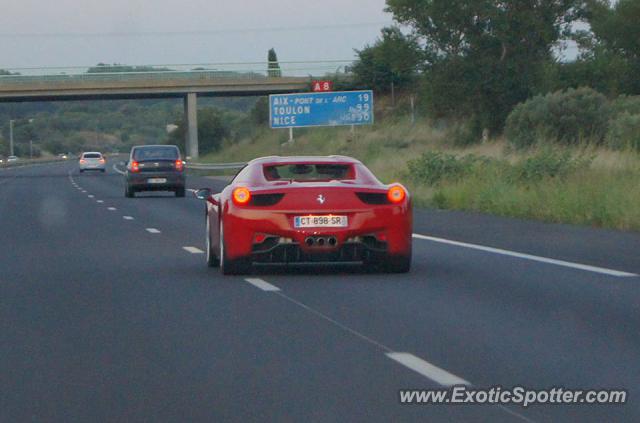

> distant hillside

[{"left": 0, "top": 96, "right": 259, "bottom": 157}]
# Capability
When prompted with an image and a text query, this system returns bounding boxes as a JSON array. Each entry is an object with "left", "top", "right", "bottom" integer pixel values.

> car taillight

[
  {"left": 99, "top": 158, "right": 105, "bottom": 163},
  {"left": 387, "top": 185, "right": 406, "bottom": 204},
  {"left": 232, "top": 187, "right": 251, "bottom": 205},
  {"left": 131, "top": 161, "right": 140, "bottom": 173},
  {"left": 175, "top": 160, "right": 184, "bottom": 171},
  {"left": 80, "top": 159, "right": 86, "bottom": 163}
]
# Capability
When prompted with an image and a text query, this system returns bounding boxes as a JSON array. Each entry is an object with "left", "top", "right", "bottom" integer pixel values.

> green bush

[
  {"left": 610, "top": 95, "right": 640, "bottom": 117},
  {"left": 407, "top": 151, "right": 480, "bottom": 185},
  {"left": 606, "top": 112, "right": 640, "bottom": 151},
  {"left": 505, "top": 87, "right": 611, "bottom": 148},
  {"left": 513, "top": 150, "right": 592, "bottom": 182}
]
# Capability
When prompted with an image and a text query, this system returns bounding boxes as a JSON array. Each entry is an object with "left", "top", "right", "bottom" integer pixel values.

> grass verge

[{"left": 199, "top": 120, "right": 640, "bottom": 231}]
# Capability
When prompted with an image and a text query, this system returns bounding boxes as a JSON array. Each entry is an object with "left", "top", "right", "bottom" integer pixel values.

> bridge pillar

[{"left": 184, "top": 92, "right": 199, "bottom": 159}]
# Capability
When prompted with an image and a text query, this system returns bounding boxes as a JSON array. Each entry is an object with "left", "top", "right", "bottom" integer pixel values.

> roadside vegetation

[{"left": 200, "top": 92, "right": 640, "bottom": 231}]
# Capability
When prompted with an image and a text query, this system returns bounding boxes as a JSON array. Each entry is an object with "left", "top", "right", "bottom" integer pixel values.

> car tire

[
  {"left": 125, "top": 184, "right": 134, "bottom": 198},
  {"left": 101, "top": 169, "right": 106, "bottom": 173},
  {"left": 219, "top": 220, "right": 249, "bottom": 275},
  {"left": 175, "top": 187, "right": 186, "bottom": 197},
  {"left": 79, "top": 169, "right": 84, "bottom": 173},
  {"left": 206, "top": 217, "right": 219, "bottom": 267},
  {"left": 384, "top": 254, "right": 411, "bottom": 273}
]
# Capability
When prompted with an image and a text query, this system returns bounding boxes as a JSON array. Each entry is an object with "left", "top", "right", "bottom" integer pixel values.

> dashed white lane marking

[
  {"left": 386, "top": 352, "right": 470, "bottom": 387},
  {"left": 245, "top": 278, "right": 281, "bottom": 292},
  {"left": 87, "top": 195, "right": 94, "bottom": 198},
  {"left": 108, "top": 207, "right": 117, "bottom": 211},
  {"left": 258, "top": 282, "right": 533, "bottom": 422},
  {"left": 96, "top": 200, "right": 104, "bottom": 203},
  {"left": 81, "top": 190, "right": 87, "bottom": 193},
  {"left": 112, "top": 164, "right": 125, "bottom": 175},
  {"left": 413, "top": 234, "right": 638, "bottom": 278},
  {"left": 183, "top": 246, "right": 204, "bottom": 254},
  {"left": 123, "top": 216, "right": 134, "bottom": 220},
  {"left": 146, "top": 228, "right": 161, "bottom": 234}
]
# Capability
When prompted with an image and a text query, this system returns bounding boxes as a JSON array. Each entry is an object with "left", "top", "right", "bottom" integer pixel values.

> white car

[
  {"left": 79, "top": 152, "right": 106, "bottom": 173},
  {"left": 7, "top": 156, "right": 19, "bottom": 162}
]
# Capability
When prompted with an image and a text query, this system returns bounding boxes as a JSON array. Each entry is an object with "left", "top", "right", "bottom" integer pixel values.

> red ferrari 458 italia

[{"left": 194, "top": 156, "right": 412, "bottom": 274}]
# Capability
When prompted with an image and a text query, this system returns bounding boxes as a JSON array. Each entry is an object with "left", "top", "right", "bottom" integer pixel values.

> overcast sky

[{"left": 0, "top": 0, "right": 393, "bottom": 70}]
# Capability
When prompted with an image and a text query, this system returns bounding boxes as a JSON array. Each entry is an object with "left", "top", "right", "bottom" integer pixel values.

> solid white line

[
  {"left": 123, "top": 216, "right": 134, "bottom": 220},
  {"left": 112, "top": 164, "right": 125, "bottom": 175},
  {"left": 245, "top": 278, "right": 280, "bottom": 292},
  {"left": 183, "top": 246, "right": 204, "bottom": 254},
  {"left": 146, "top": 228, "right": 161, "bottom": 234},
  {"left": 108, "top": 207, "right": 117, "bottom": 211},
  {"left": 413, "top": 234, "right": 638, "bottom": 278},
  {"left": 386, "top": 352, "right": 470, "bottom": 387}
]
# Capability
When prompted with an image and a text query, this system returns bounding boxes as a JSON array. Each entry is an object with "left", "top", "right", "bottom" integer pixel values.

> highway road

[{"left": 1, "top": 160, "right": 639, "bottom": 422}]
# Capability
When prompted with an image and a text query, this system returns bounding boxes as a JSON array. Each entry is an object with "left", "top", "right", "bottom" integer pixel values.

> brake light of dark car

[
  {"left": 130, "top": 161, "right": 140, "bottom": 173},
  {"left": 175, "top": 160, "right": 184, "bottom": 171},
  {"left": 232, "top": 187, "right": 251, "bottom": 205},
  {"left": 387, "top": 185, "right": 407, "bottom": 204}
]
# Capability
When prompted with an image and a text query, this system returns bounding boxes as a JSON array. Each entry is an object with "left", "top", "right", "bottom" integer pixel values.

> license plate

[
  {"left": 294, "top": 215, "right": 348, "bottom": 228},
  {"left": 147, "top": 178, "right": 167, "bottom": 184}
]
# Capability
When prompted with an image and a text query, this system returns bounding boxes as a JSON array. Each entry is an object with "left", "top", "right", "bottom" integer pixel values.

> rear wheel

[
  {"left": 219, "top": 220, "right": 249, "bottom": 275},
  {"left": 206, "top": 217, "right": 219, "bottom": 267},
  {"left": 125, "top": 184, "right": 134, "bottom": 198},
  {"left": 384, "top": 254, "right": 411, "bottom": 273}
]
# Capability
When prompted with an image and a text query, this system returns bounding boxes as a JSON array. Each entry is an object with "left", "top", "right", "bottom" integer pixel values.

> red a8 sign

[{"left": 312, "top": 80, "right": 333, "bottom": 92}]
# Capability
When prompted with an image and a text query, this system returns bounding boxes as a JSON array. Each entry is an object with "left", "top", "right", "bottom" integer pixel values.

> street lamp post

[{"left": 9, "top": 119, "right": 14, "bottom": 157}]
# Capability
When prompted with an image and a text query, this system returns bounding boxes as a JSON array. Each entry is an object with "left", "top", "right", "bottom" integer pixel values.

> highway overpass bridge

[{"left": 0, "top": 63, "right": 327, "bottom": 158}]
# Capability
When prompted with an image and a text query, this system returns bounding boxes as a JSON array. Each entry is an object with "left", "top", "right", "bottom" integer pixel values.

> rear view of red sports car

[{"left": 194, "top": 156, "right": 412, "bottom": 275}]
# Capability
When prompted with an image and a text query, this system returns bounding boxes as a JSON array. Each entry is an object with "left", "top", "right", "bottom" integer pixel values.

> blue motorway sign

[{"left": 269, "top": 90, "right": 374, "bottom": 129}]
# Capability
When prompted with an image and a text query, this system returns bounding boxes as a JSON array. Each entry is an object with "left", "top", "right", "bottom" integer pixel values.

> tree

[
  {"left": 351, "top": 26, "right": 421, "bottom": 93},
  {"left": 565, "top": 0, "right": 640, "bottom": 96},
  {"left": 169, "top": 107, "right": 230, "bottom": 155},
  {"left": 249, "top": 97, "right": 269, "bottom": 125},
  {"left": 385, "top": 0, "right": 581, "bottom": 132},
  {"left": 267, "top": 48, "right": 282, "bottom": 77}
]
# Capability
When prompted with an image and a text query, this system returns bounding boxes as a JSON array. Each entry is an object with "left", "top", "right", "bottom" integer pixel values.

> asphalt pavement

[{"left": 1, "top": 160, "right": 638, "bottom": 422}]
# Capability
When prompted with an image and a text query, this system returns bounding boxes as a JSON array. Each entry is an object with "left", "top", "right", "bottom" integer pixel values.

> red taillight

[
  {"left": 387, "top": 185, "right": 406, "bottom": 204},
  {"left": 130, "top": 161, "right": 140, "bottom": 173},
  {"left": 232, "top": 187, "right": 251, "bottom": 205},
  {"left": 253, "top": 233, "right": 268, "bottom": 244},
  {"left": 175, "top": 160, "right": 184, "bottom": 171},
  {"left": 99, "top": 158, "right": 105, "bottom": 164},
  {"left": 79, "top": 159, "right": 86, "bottom": 164}
]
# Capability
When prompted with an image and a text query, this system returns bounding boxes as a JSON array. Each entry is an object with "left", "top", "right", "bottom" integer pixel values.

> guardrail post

[{"left": 184, "top": 92, "right": 199, "bottom": 160}]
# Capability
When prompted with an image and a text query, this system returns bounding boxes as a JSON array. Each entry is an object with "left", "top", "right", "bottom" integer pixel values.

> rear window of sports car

[{"left": 263, "top": 164, "right": 355, "bottom": 181}]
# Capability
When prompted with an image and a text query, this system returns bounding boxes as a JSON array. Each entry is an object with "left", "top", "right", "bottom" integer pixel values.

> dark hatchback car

[{"left": 124, "top": 145, "right": 186, "bottom": 197}]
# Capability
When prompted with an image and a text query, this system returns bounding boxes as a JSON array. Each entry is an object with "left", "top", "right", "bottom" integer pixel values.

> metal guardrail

[
  {"left": 0, "top": 158, "right": 66, "bottom": 169},
  {"left": 187, "top": 161, "right": 246, "bottom": 170},
  {"left": 0, "top": 61, "right": 353, "bottom": 84}
]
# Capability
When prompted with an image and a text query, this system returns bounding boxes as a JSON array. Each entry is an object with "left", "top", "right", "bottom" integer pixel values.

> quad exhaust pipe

[{"left": 305, "top": 236, "right": 338, "bottom": 247}]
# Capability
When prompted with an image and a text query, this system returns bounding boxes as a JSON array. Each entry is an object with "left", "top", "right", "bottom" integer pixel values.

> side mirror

[{"left": 194, "top": 188, "right": 212, "bottom": 200}]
